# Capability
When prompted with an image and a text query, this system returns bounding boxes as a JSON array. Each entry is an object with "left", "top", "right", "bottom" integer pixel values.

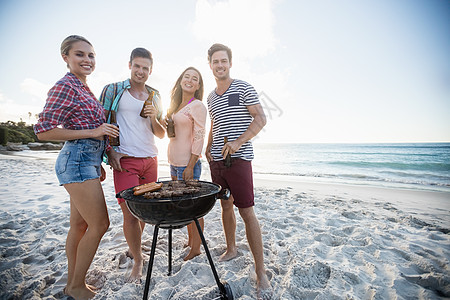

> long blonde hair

[{"left": 168, "top": 67, "right": 204, "bottom": 115}]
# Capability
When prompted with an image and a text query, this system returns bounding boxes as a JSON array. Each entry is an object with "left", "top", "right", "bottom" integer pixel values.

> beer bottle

[
  {"left": 167, "top": 110, "right": 176, "bottom": 138},
  {"left": 224, "top": 137, "right": 232, "bottom": 167},
  {"left": 140, "top": 91, "right": 155, "bottom": 118},
  {"left": 109, "top": 111, "right": 120, "bottom": 146}
]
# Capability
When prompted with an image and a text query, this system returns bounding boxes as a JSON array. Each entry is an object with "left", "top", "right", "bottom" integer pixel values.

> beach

[{"left": 0, "top": 150, "right": 449, "bottom": 299}]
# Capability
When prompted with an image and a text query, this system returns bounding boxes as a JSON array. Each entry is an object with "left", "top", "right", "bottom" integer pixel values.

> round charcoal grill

[{"left": 116, "top": 180, "right": 233, "bottom": 300}]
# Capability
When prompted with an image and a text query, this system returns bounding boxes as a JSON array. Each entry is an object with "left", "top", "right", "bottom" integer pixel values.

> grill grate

[{"left": 118, "top": 180, "right": 221, "bottom": 203}]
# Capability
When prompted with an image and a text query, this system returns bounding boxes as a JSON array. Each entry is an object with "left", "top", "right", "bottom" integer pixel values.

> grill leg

[
  {"left": 168, "top": 228, "right": 172, "bottom": 276},
  {"left": 143, "top": 224, "right": 160, "bottom": 300},
  {"left": 194, "top": 218, "right": 226, "bottom": 295}
]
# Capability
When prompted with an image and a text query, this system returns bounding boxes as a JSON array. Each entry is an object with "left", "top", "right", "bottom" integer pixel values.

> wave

[
  {"left": 253, "top": 170, "right": 450, "bottom": 190},
  {"left": 328, "top": 161, "right": 450, "bottom": 172}
]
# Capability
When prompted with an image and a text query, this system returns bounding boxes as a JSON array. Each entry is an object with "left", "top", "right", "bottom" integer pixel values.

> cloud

[
  {"left": 0, "top": 79, "right": 52, "bottom": 124},
  {"left": 191, "top": 0, "right": 291, "bottom": 143},
  {"left": 20, "top": 78, "right": 51, "bottom": 104},
  {"left": 0, "top": 90, "right": 42, "bottom": 124},
  {"left": 192, "top": 0, "right": 277, "bottom": 58}
]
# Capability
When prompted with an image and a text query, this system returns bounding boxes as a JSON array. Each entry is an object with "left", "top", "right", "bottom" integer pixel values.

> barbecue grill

[{"left": 116, "top": 180, "right": 234, "bottom": 300}]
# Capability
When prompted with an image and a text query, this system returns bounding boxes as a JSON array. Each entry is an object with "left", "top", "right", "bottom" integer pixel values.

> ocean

[
  {"left": 6, "top": 142, "right": 450, "bottom": 193},
  {"left": 251, "top": 143, "right": 450, "bottom": 192}
]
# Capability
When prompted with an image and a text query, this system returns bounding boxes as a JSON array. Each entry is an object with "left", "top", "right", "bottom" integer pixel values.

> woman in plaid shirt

[{"left": 34, "top": 35, "right": 118, "bottom": 300}]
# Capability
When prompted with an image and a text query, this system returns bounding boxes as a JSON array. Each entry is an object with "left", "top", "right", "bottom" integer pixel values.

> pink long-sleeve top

[{"left": 168, "top": 100, "right": 207, "bottom": 166}]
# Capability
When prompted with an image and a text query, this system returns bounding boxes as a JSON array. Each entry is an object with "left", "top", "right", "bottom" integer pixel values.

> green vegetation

[{"left": 0, "top": 121, "right": 38, "bottom": 145}]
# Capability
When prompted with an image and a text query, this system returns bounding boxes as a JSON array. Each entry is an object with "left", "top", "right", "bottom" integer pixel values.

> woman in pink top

[{"left": 166, "top": 67, "right": 207, "bottom": 260}]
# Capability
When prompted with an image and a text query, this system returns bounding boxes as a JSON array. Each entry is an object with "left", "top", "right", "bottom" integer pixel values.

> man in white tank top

[{"left": 99, "top": 48, "right": 165, "bottom": 282}]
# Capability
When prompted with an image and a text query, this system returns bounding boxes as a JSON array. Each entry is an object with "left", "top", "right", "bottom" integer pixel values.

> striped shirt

[
  {"left": 207, "top": 79, "right": 259, "bottom": 161},
  {"left": 34, "top": 73, "right": 105, "bottom": 134}
]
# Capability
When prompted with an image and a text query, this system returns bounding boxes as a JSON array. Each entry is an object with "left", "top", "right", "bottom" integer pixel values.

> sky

[{"left": 0, "top": 0, "right": 449, "bottom": 143}]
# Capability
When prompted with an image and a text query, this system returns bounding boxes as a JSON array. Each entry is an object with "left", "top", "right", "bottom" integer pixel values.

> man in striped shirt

[{"left": 206, "top": 43, "right": 271, "bottom": 298}]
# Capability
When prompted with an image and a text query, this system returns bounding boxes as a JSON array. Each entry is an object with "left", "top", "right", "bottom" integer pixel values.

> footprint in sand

[
  {"left": 402, "top": 273, "right": 450, "bottom": 297},
  {"left": 284, "top": 260, "right": 331, "bottom": 290}
]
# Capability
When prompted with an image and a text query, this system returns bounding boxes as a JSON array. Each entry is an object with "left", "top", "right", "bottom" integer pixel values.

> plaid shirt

[{"left": 34, "top": 73, "right": 105, "bottom": 134}]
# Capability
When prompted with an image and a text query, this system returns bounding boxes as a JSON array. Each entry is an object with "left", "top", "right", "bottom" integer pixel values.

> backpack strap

[{"left": 105, "top": 83, "right": 119, "bottom": 123}]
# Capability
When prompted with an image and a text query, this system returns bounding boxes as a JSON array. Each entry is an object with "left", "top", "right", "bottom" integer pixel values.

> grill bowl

[{"left": 117, "top": 180, "right": 222, "bottom": 227}]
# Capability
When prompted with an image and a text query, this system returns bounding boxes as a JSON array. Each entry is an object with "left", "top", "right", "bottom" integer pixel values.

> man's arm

[
  {"left": 106, "top": 147, "right": 126, "bottom": 172},
  {"left": 144, "top": 105, "right": 165, "bottom": 139}
]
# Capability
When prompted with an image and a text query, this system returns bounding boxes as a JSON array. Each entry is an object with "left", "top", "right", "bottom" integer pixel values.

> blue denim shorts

[
  {"left": 55, "top": 138, "right": 105, "bottom": 185},
  {"left": 170, "top": 159, "right": 202, "bottom": 180}
]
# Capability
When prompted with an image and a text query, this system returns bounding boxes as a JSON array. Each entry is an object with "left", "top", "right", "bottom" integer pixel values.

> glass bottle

[
  {"left": 140, "top": 91, "right": 155, "bottom": 118},
  {"left": 167, "top": 110, "right": 176, "bottom": 138},
  {"left": 224, "top": 136, "right": 232, "bottom": 167},
  {"left": 109, "top": 111, "right": 120, "bottom": 146}
]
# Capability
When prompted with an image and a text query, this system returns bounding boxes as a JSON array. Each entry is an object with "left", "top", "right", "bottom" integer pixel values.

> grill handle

[{"left": 218, "top": 188, "right": 230, "bottom": 200}]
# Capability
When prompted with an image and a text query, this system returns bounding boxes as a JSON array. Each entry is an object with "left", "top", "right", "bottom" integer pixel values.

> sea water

[
  {"left": 252, "top": 143, "right": 450, "bottom": 192},
  {"left": 7, "top": 142, "right": 450, "bottom": 193}
]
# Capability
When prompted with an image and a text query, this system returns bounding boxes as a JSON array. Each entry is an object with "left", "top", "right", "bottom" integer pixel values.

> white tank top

[{"left": 116, "top": 90, "right": 158, "bottom": 157}]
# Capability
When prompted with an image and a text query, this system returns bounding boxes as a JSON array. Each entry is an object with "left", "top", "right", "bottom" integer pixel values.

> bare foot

[
  {"left": 183, "top": 249, "right": 201, "bottom": 261},
  {"left": 257, "top": 288, "right": 273, "bottom": 300},
  {"left": 218, "top": 249, "right": 237, "bottom": 262},
  {"left": 126, "top": 249, "right": 133, "bottom": 259},
  {"left": 256, "top": 273, "right": 272, "bottom": 300},
  {"left": 127, "top": 259, "right": 143, "bottom": 283},
  {"left": 64, "top": 285, "right": 96, "bottom": 300},
  {"left": 126, "top": 248, "right": 146, "bottom": 259}
]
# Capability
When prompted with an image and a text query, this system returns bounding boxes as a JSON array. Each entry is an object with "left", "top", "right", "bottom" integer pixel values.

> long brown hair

[{"left": 168, "top": 67, "right": 204, "bottom": 115}]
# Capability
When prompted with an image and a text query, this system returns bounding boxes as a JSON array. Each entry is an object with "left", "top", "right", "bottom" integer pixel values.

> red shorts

[
  {"left": 209, "top": 159, "right": 254, "bottom": 208},
  {"left": 114, "top": 157, "right": 158, "bottom": 204}
]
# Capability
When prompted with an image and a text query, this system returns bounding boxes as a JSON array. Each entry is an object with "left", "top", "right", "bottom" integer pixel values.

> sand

[{"left": 0, "top": 151, "right": 449, "bottom": 299}]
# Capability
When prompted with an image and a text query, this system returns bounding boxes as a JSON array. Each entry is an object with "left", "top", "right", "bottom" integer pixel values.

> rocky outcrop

[
  {"left": 3, "top": 142, "right": 62, "bottom": 151},
  {"left": 5, "top": 143, "right": 29, "bottom": 151},
  {"left": 27, "top": 142, "right": 62, "bottom": 150}
]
